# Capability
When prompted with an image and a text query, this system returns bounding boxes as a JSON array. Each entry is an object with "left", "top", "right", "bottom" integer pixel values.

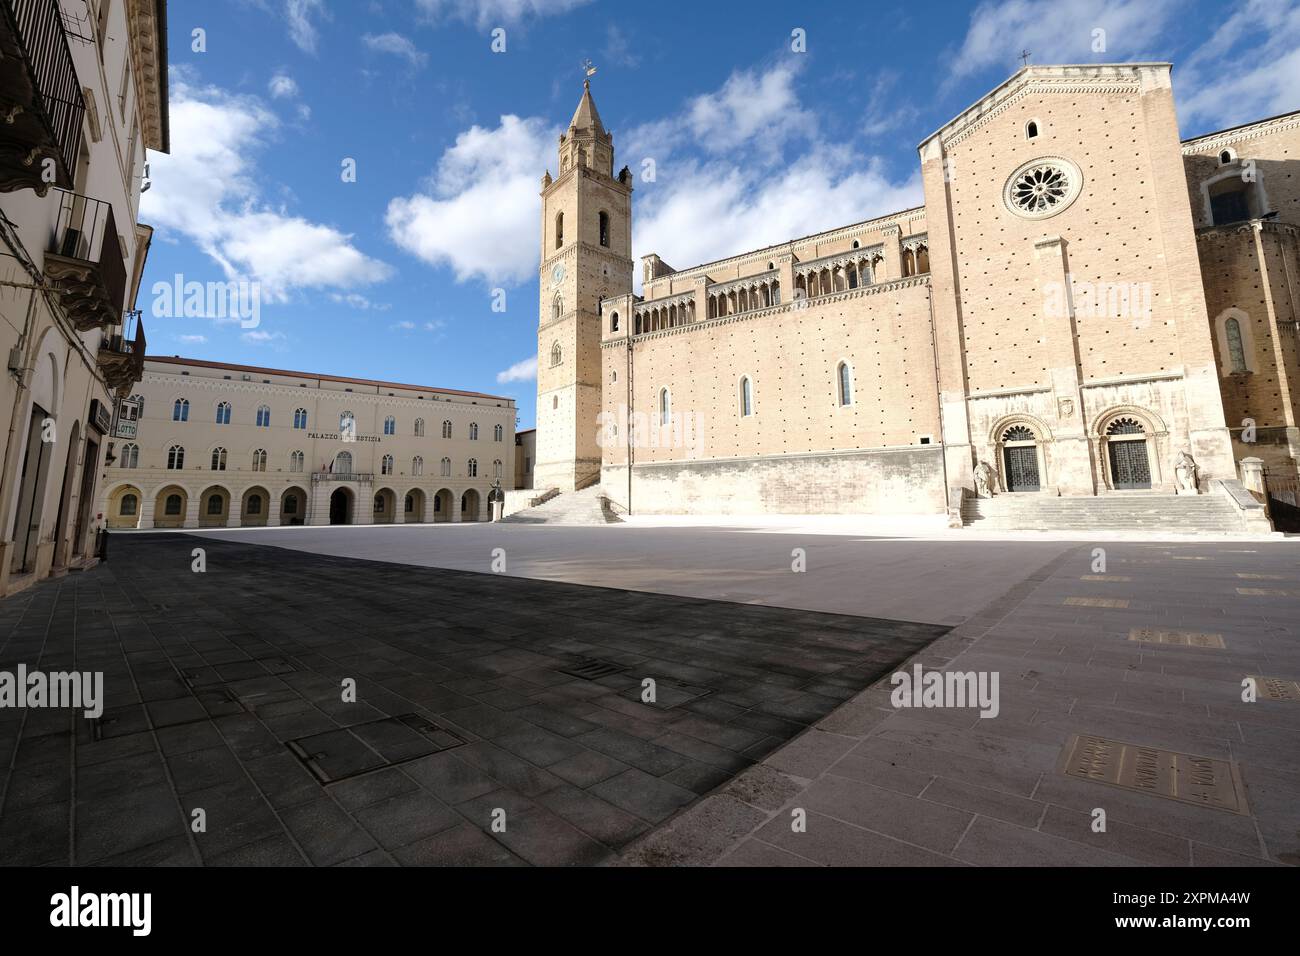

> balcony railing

[
  {"left": 311, "top": 472, "right": 375, "bottom": 483},
  {"left": 98, "top": 310, "right": 146, "bottom": 394},
  {"left": 44, "top": 190, "right": 127, "bottom": 330},
  {"left": 0, "top": 0, "right": 85, "bottom": 193}
]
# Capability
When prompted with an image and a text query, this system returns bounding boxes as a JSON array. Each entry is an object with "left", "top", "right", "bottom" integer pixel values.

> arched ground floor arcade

[{"left": 100, "top": 477, "right": 495, "bottom": 529}]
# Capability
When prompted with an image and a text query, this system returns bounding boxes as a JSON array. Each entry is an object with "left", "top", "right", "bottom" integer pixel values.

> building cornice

[
  {"left": 1181, "top": 111, "right": 1300, "bottom": 155},
  {"left": 126, "top": 0, "right": 169, "bottom": 152}
]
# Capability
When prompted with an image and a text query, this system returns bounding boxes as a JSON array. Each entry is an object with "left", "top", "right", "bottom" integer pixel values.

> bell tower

[{"left": 534, "top": 79, "right": 634, "bottom": 492}]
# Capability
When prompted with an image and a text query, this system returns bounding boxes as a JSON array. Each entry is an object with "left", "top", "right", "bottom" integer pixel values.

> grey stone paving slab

[{"left": 0, "top": 532, "right": 942, "bottom": 865}]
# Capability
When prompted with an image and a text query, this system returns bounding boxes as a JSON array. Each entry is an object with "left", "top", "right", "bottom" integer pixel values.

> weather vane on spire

[
  {"left": 582, "top": 58, "right": 597, "bottom": 82},
  {"left": 1020, "top": 49, "right": 1031, "bottom": 67}
]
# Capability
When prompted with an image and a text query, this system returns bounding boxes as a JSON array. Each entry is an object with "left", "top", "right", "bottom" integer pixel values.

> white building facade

[
  {"left": 0, "top": 0, "right": 168, "bottom": 596},
  {"left": 101, "top": 357, "right": 518, "bottom": 528}
]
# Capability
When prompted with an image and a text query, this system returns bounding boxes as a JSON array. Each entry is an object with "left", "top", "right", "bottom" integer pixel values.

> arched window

[
  {"left": 469, "top": 422, "right": 479, "bottom": 440},
  {"left": 555, "top": 211, "right": 563, "bottom": 249},
  {"left": 467, "top": 458, "right": 478, "bottom": 477},
  {"left": 551, "top": 341, "right": 562, "bottom": 366},
  {"left": 172, "top": 398, "right": 189, "bottom": 422},
  {"left": 340, "top": 410, "right": 355, "bottom": 438},
  {"left": 1218, "top": 148, "right": 1235, "bottom": 166},
  {"left": 440, "top": 457, "right": 451, "bottom": 477},
  {"left": 207, "top": 494, "right": 224, "bottom": 516},
  {"left": 659, "top": 388, "right": 671, "bottom": 426},
  {"left": 1003, "top": 425, "right": 1036, "bottom": 442},
  {"left": 837, "top": 362, "right": 853, "bottom": 406},
  {"left": 293, "top": 407, "right": 308, "bottom": 429},
  {"left": 211, "top": 447, "right": 227, "bottom": 471},
  {"left": 167, "top": 445, "right": 184, "bottom": 469},
  {"left": 335, "top": 450, "right": 353, "bottom": 474},
  {"left": 120, "top": 443, "right": 139, "bottom": 468},
  {"left": 611, "top": 311, "right": 620, "bottom": 333},
  {"left": 256, "top": 405, "right": 271, "bottom": 427},
  {"left": 552, "top": 295, "right": 562, "bottom": 322},
  {"left": 442, "top": 420, "right": 452, "bottom": 438},
  {"left": 599, "top": 210, "right": 610, "bottom": 247},
  {"left": 384, "top": 416, "right": 396, "bottom": 435},
  {"left": 740, "top": 377, "right": 753, "bottom": 417},
  {"left": 290, "top": 450, "right": 304, "bottom": 472},
  {"left": 493, "top": 424, "right": 503, "bottom": 441},
  {"left": 216, "top": 401, "right": 231, "bottom": 425},
  {"left": 120, "top": 493, "right": 138, "bottom": 516},
  {"left": 164, "top": 493, "right": 182, "bottom": 515},
  {"left": 381, "top": 454, "right": 394, "bottom": 475},
  {"left": 493, "top": 459, "right": 503, "bottom": 478},
  {"left": 252, "top": 448, "right": 267, "bottom": 471},
  {"left": 1226, "top": 317, "right": 1247, "bottom": 373},
  {"left": 413, "top": 455, "right": 424, "bottom": 476},
  {"left": 247, "top": 494, "right": 262, "bottom": 515},
  {"left": 405, "top": 494, "right": 414, "bottom": 514},
  {"left": 1025, "top": 119, "right": 1039, "bottom": 139},
  {"left": 414, "top": 418, "right": 425, "bottom": 437}
]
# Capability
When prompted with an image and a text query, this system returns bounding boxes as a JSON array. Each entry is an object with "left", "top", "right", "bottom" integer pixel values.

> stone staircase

[
  {"left": 501, "top": 485, "right": 622, "bottom": 525},
  {"left": 960, "top": 492, "right": 1254, "bottom": 533}
]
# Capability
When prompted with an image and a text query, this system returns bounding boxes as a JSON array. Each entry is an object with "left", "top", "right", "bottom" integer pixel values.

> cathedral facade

[{"left": 536, "top": 64, "right": 1299, "bottom": 521}]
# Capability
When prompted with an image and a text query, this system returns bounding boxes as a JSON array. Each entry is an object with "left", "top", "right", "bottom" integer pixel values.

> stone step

[
  {"left": 960, "top": 492, "right": 1247, "bottom": 532},
  {"left": 501, "top": 485, "right": 622, "bottom": 525}
]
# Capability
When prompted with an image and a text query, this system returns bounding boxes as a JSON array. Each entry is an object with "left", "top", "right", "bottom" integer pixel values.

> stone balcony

[
  {"left": 97, "top": 311, "right": 146, "bottom": 396},
  {"left": 44, "top": 189, "right": 128, "bottom": 331},
  {"left": 0, "top": 0, "right": 84, "bottom": 194}
]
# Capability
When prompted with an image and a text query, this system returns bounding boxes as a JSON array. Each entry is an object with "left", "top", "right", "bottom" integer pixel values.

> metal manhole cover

[
  {"left": 1060, "top": 734, "right": 1249, "bottom": 815},
  {"left": 559, "top": 658, "right": 628, "bottom": 681},
  {"left": 287, "top": 714, "right": 465, "bottom": 784},
  {"left": 1128, "top": 628, "right": 1225, "bottom": 648}
]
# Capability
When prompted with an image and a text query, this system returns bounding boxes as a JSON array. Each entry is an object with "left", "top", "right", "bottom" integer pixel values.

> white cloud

[
  {"left": 268, "top": 72, "right": 299, "bottom": 99},
  {"left": 632, "top": 147, "right": 923, "bottom": 286},
  {"left": 242, "top": 329, "right": 286, "bottom": 344},
  {"left": 947, "top": 0, "right": 1180, "bottom": 83},
  {"left": 386, "top": 114, "right": 554, "bottom": 285},
  {"left": 414, "top": 0, "right": 592, "bottom": 29},
  {"left": 1176, "top": 0, "right": 1300, "bottom": 130},
  {"left": 392, "top": 320, "right": 416, "bottom": 330},
  {"left": 177, "top": 334, "right": 208, "bottom": 344},
  {"left": 387, "top": 60, "right": 919, "bottom": 291},
  {"left": 330, "top": 292, "right": 389, "bottom": 310},
  {"left": 142, "top": 74, "right": 391, "bottom": 303},
  {"left": 496, "top": 355, "right": 538, "bottom": 383},
  {"left": 362, "top": 32, "right": 428, "bottom": 68},
  {"left": 285, "top": 0, "right": 327, "bottom": 53}
]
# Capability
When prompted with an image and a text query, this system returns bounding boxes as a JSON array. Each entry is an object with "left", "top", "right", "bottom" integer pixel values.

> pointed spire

[{"left": 568, "top": 78, "right": 605, "bottom": 135}]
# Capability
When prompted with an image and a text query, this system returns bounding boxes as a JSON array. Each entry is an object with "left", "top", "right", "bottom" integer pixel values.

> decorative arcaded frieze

[
  {"left": 608, "top": 275, "right": 931, "bottom": 347},
  {"left": 795, "top": 245, "right": 885, "bottom": 276}
]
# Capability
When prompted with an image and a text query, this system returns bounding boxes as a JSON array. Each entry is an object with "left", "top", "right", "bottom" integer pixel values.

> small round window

[{"left": 1003, "top": 157, "right": 1082, "bottom": 220}]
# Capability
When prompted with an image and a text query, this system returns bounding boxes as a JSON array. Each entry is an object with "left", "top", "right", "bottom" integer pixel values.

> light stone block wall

[{"left": 602, "top": 445, "right": 946, "bottom": 515}]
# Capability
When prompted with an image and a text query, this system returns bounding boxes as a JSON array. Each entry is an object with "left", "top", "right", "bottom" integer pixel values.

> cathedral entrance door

[
  {"left": 1003, "top": 445, "right": 1040, "bottom": 492},
  {"left": 1108, "top": 440, "right": 1152, "bottom": 490}
]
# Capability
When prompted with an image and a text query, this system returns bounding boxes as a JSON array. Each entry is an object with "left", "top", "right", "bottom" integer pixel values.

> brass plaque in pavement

[
  {"left": 1248, "top": 676, "right": 1300, "bottom": 702},
  {"left": 1065, "top": 597, "right": 1130, "bottom": 608},
  {"left": 1128, "top": 628, "right": 1225, "bottom": 648},
  {"left": 1236, "top": 587, "right": 1296, "bottom": 596},
  {"left": 1061, "top": 734, "right": 1249, "bottom": 815}
]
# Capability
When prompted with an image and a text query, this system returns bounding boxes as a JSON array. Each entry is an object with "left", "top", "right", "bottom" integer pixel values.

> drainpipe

[
  {"left": 925, "top": 282, "right": 952, "bottom": 514},
  {"left": 625, "top": 330, "right": 633, "bottom": 515}
]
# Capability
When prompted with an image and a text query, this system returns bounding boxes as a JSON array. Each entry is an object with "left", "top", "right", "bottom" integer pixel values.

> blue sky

[{"left": 143, "top": 0, "right": 1300, "bottom": 428}]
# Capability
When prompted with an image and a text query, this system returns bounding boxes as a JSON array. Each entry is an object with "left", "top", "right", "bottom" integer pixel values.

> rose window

[{"left": 1003, "top": 158, "right": 1082, "bottom": 219}]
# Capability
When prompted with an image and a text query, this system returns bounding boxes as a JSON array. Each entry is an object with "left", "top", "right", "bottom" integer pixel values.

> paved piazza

[{"left": 0, "top": 525, "right": 1296, "bottom": 867}]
